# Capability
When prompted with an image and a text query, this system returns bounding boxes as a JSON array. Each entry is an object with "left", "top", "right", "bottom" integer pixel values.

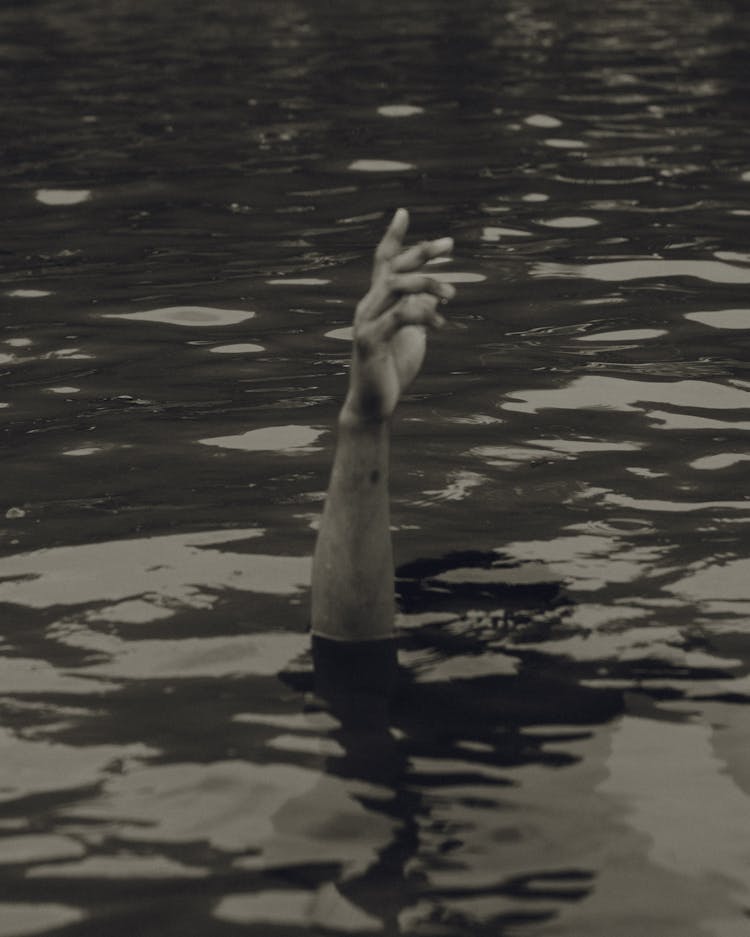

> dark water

[{"left": 2, "top": 1, "right": 750, "bottom": 934}]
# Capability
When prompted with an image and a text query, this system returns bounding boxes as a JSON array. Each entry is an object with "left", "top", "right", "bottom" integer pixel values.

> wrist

[{"left": 339, "top": 397, "right": 392, "bottom": 431}]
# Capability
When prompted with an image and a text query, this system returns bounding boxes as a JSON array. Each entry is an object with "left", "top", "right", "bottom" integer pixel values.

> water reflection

[
  {"left": 377, "top": 104, "right": 425, "bottom": 117},
  {"left": 103, "top": 306, "right": 256, "bottom": 327},
  {"left": 685, "top": 308, "right": 750, "bottom": 328},
  {"left": 534, "top": 259, "right": 750, "bottom": 283},
  {"left": 503, "top": 375, "right": 750, "bottom": 416},
  {"left": 0, "top": 529, "right": 310, "bottom": 610},
  {"left": 200, "top": 425, "right": 325, "bottom": 453},
  {"left": 35, "top": 189, "right": 91, "bottom": 206},
  {"left": 348, "top": 159, "right": 416, "bottom": 172}
]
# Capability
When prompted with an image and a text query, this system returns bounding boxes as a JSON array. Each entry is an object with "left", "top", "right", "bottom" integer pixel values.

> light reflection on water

[{"left": 1, "top": 0, "right": 750, "bottom": 934}]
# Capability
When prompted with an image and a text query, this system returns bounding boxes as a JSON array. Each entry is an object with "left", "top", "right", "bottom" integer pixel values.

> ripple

[
  {"left": 0, "top": 529, "right": 309, "bottom": 610},
  {"left": 481, "top": 226, "right": 532, "bottom": 240},
  {"left": 599, "top": 716, "right": 750, "bottom": 895},
  {"left": 471, "top": 444, "right": 567, "bottom": 467},
  {"left": 325, "top": 327, "right": 353, "bottom": 341},
  {"left": 60, "top": 761, "right": 319, "bottom": 851},
  {"left": 59, "top": 759, "right": 393, "bottom": 877},
  {"left": 0, "top": 726, "right": 146, "bottom": 802},
  {"left": 529, "top": 438, "right": 640, "bottom": 454},
  {"left": 685, "top": 309, "right": 750, "bottom": 329},
  {"left": 417, "top": 470, "right": 488, "bottom": 505},
  {"left": 603, "top": 493, "right": 750, "bottom": 512},
  {"left": 570, "top": 517, "right": 655, "bottom": 537},
  {"left": 533, "top": 259, "right": 750, "bottom": 284},
  {"left": 576, "top": 329, "right": 667, "bottom": 342},
  {"left": 669, "top": 558, "right": 750, "bottom": 601},
  {"left": 690, "top": 453, "right": 750, "bottom": 471},
  {"left": 7, "top": 289, "right": 51, "bottom": 298},
  {"left": 525, "top": 113, "right": 562, "bottom": 128},
  {"left": 504, "top": 376, "right": 750, "bottom": 415},
  {"left": 0, "top": 835, "right": 85, "bottom": 866},
  {"left": 471, "top": 437, "right": 640, "bottom": 468},
  {"left": 504, "top": 533, "right": 663, "bottom": 592},
  {"left": 417, "top": 650, "right": 519, "bottom": 681},
  {"left": 522, "top": 192, "right": 549, "bottom": 202},
  {"left": 266, "top": 278, "right": 330, "bottom": 286},
  {"left": 27, "top": 855, "right": 205, "bottom": 881},
  {"left": 539, "top": 216, "right": 600, "bottom": 228},
  {"left": 63, "top": 632, "right": 306, "bottom": 681},
  {"left": 35, "top": 189, "right": 91, "bottom": 206},
  {"left": 348, "top": 159, "right": 416, "bottom": 172},
  {"left": 544, "top": 138, "right": 586, "bottom": 149},
  {"left": 377, "top": 104, "right": 424, "bottom": 117},
  {"left": 215, "top": 887, "right": 381, "bottom": 930},
  {"left": 209, "top": 343, "right": 265, "bottom": 353},
  {"left": 647, "top": 410, "right": 750, "bottom": 431},
  {"left": 714, "top": 251, "right": 750, "bottom": 264},
  {"left": 200, "top": 425, "right": 325, "bottom": 453},
  {"left": 104, "top": 306, "right": 255, "bottom": 327},
  {"left": 0, "top": 903, "right": 84, "bottom": 936}
]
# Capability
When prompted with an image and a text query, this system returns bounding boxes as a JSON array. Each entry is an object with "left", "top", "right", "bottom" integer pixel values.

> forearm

[
  {"left": 310, "top": 208, "right": 453, "bottom": 641},
  {"left": 311, "top": 409, "right": 394, "bottom": 641}
]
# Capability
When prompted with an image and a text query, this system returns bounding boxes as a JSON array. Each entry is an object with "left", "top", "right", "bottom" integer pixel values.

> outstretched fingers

[
  {"left": 358, "top": 272, "right": 456, "bottom": 321},
  {"left": 357, "top": 209, "right": 456, "bottom": 322}
]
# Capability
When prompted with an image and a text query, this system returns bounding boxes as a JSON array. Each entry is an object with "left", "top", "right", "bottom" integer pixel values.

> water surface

[{"left": 2, "top": 1, "right": 750, "bottom": 935}]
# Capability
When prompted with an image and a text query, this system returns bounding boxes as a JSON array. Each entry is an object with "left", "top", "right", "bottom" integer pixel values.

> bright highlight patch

[
  {"left": 685, "top": 309, "right": 750, "bottom": 329},
  {"left": 104, "top": 306, "right": 255, "bottom": 327},
  {"left": 348, "top": 159, "right": 415, "bottom": 172},
  {"left": 35, "top": 189, "right": 91, "bottom": 206},
  {"left": 377, "top": 104, "right": 424, "bottom": 117},
  {"left": 200, "top": 425, "right": 325, "bottom": 453}
]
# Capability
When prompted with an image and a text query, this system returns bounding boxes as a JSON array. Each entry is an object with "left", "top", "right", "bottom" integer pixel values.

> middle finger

[{"left": 391, "top": 236, "right": 454, "bottom": 273}]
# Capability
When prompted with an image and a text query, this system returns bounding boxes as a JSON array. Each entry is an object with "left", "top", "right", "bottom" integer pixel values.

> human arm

[{"left": 310, "top": 208, "right": 455, "bottom": 641}]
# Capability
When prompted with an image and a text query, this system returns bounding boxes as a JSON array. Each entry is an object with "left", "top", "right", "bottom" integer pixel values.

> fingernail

[
  {"left": 434, "top": 237, "right": 453, "bottom": 252},
  {"left": 441, "top": 283, "right": 456, "bottom": 299}
]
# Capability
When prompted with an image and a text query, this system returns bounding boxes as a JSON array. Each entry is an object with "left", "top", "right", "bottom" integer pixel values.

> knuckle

[
  {"left": 355, "top": 297, "right": 370, "bottom": 317},
  {"left": 354, "top": 332, "right": 373, "bottom": 357}
]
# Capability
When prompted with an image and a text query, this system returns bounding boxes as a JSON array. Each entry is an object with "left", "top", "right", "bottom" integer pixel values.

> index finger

[{"left": 374, "top": 207, "right": 410, "bottom": 269}]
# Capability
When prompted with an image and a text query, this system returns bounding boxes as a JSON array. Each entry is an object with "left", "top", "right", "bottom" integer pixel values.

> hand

[{"left": 341, "top": 208, "right": 456, "bottom": 423}]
